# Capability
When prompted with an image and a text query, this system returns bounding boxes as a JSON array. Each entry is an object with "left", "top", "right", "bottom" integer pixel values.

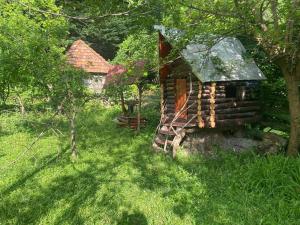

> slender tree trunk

[
  {"left": 120, "top": 91, "right": 127, "bottom": 115},
  {"left": 137, "top": 84, "right": 142, "bottom": 133},
  {"left": 68, "top": 90, "right": 77, "bottom": 160},
  {"left": 16, "top": 93, "right": 25, "bottom": 115},
  {"left": 70, "top": 106, "right": 77, "bottom": 160},
  {"left": 280, "top": 62, "right": 300, "bottom": 156}
]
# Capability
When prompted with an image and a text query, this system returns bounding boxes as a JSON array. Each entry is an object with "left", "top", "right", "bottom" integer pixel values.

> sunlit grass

[{"left": 0, "top": 102, "right": 299, "bottom": 225}]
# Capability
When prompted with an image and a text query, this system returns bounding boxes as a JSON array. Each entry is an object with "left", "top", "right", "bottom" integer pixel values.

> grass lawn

[{"left": 0, "top": 102, "right": 299, "bottom": 225}]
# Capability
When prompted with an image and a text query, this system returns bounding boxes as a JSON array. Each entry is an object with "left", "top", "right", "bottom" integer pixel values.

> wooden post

[
  {"left": 137, "top": 83, "right": 142, "bottom": 133},
  {"left": 160, "top": 83, "right": 164, "bottom": 116},
  {"left": 198, "top": 81, "right": 205, "bottom": 128},
  {"left": 120, "top": 91, "right": 127, "bottom": 115},
  {"left": 210, "top": 82, "right": 216, "bottom": 128}
]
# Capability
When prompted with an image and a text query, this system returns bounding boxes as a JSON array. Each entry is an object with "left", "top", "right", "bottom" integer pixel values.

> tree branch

[
  {"left": 16, "top": 0, "right": 147, "bottom": 21},
  {"left": 186, "top": 4, "right": 239, "bottom": 18},
  {"left": 270, "top": 0, "right": 279, "bottom": 32}
]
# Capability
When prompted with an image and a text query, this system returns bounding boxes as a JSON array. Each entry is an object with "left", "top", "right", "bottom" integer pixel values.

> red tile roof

[{"left": 66, "top": 39, "right": 112, "bottom": 74}]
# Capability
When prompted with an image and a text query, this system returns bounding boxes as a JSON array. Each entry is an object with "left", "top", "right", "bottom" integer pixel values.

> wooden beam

[
  {"left": 198, "top": 81, "right": 205, "bottom": 128},
  {"left": 210, "top": 82, "right": 216, "bottom": 128}
]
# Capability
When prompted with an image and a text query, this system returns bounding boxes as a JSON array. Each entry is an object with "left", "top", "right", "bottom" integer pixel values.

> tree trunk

[
  {"left": 16, "top": 93, "right": 25, "bottom": 115},
  {"left": 281, "top": 63, "right": 300, "bottom": 156},
  {"left": 137, "top": 84, "right": 142, "bottom": 133},
  {"left": 68, "top": 90, "right": 77, "bottom": 160},
  {"left": 120, "top": 91, "right": 127, "bottom": 115},
  {"left": 70, "top": 107, "right": 77, "bottom": 160}
]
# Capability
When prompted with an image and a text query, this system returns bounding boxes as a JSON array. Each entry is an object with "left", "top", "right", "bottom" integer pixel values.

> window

[
  {"left": 237, "top": 86, "right": 246, "bottom": 100},
  {"left": 225, "top": 85, "right": 237, "bottom": 98},
  {"left": 225, "top": 85, "right": 247, "bottom": 100}
]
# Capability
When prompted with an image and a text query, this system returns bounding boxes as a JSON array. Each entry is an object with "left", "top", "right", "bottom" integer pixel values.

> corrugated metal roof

[
  {"left": 66, "top": 40, "right": 113, "bottom": 74},
  {"left": 154, "top": 25, "right": 266, "bottom": 82}
]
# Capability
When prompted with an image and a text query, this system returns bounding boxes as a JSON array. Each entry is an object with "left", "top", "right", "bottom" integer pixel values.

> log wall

[{"left": 162, "top": 71, "right": 261, "bottom": 128}]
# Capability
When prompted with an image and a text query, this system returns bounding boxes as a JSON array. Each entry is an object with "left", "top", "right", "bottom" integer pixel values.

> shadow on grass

[
  {"left": 0, "top": 106, "right": 151, "bottom": 224},
  {"left": 117, "top": 210, "right": 148, "bottom": 225},
  {"left": 0, "top": 147, "right": 69, "bottom": 197},
  {"left": 1, "top": 104, "right": 298, "bottom": 224}
]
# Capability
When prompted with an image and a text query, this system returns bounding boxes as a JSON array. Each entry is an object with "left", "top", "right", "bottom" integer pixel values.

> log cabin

[
  {"left": 153, "top": 25, "right": 266, "bottom": 151},
  {"left": 67, "top": 40, "right": 113, "bottom": 93}
]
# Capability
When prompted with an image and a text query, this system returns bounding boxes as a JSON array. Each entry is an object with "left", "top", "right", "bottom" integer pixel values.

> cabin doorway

[{"left": 175, "top": 79, "right": 187, "bottom": 119}]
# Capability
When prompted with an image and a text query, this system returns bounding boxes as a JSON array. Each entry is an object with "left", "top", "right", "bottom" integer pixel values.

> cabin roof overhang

[{"left": 155, "top": 25, "right": 267, "bottom": 83}]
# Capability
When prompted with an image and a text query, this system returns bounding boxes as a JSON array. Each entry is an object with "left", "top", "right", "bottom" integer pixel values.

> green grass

[{"left": 0, "top": 102, "right": 299, "bottom": 225}]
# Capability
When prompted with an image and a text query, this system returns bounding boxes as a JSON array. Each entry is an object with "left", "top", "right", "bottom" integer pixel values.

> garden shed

[
  {"left": 153, "top": 25, "right": 266, "bottom": 150},
  {"left": 67, "top": 39, "right": 113, "bottom": 93}
]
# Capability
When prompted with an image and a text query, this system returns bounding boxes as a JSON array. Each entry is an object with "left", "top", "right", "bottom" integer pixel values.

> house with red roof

[{"left": 66, "top": 39, "right": 113, "bottom": 92}]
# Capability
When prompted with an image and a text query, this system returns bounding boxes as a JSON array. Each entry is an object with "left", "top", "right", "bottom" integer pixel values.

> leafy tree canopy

[{"left": 0, "top": 0, "right": 69, "bottom": 100}]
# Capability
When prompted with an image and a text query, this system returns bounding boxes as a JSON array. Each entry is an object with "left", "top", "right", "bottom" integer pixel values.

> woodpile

[{"left": 116, "top": 115, "right": 147, "bottom": 129}]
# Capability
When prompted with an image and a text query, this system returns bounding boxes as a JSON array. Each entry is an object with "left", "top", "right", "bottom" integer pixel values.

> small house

[
  {"left": 67, "top": 40, "right": 113, "bottom": 93},
  {"left": 154, "top": 26, "right": 266, "bottom": 150}
]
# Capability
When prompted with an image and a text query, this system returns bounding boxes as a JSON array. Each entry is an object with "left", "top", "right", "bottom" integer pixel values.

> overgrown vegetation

[
  {"left": 0, "top": 0, "right": 299, "bottom": 224},
  {"left": 0, "top": 103, "right": 299, "bottom": 225}
]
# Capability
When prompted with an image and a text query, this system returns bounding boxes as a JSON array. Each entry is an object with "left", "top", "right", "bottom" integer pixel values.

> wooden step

[
  {"left": 158, "top": 128, "right": 176, "bottom": 136},
  {"left": 154, "top": 136, "right": 173, "bottom": 146}
]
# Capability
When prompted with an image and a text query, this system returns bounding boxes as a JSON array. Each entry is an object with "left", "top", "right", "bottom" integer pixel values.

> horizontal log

[
  {"left": 201, "top": 101, "right": 259, "bottom": 110},
  {"left": 216, "top": 112, "right": 257, "bottom": 119},
  {"left": 198, "top": 106, "right": 260, "bottom": 114},
  {"left": 216, "top": 116, "right": 261, "bottom": 126},
  {"left": 216, "top": 106, "right": 260, "bottom": 114},
  {"left": 201, "top": 93, "right": 226, "bottom": 98},
  {"left": 187, "top": 108, "right": 198, "bottom": 114},
  {"left": 201, "top": 89, "right": 226, "bottom": 94},
  {"left": 187, "top": 100, "right": 198, "bottom": 106},
  {"left": 165, "top": 87, "right": 177, "bottom": 91},
  {"left": 165, "top": 98, "right": 175, "bottom": 102},
  {"left": 201, "top": 106, "right": 260, "bottom": 115},
  {"left": 165, "top": 104, "right": 177, "bottom": 109},
  {"left": 166, "top": 91, "right": 175, "bottom": 95},
  {"left": 165, "top": 102, "right": 175, "bottom": 106},
  {"left": 188, "top": 96, "right": 199, "bottom": 100},
  {"left": 203, "top": 86, "right": 225, "bottom": 91},
  {"left": 201, "top": 98, "right": 236, "bottom": 104}
]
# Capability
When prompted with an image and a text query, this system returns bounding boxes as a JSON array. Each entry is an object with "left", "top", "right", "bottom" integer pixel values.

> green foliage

[
  {"left": 239, "top": 37, "right": 288, "bottom": 111},
  {"left": 0, "top": 104, "right": 299, "bottom": 224},
  {"left": 57, "top": 0, "right": 161, "bottom": 59},
  {"left": 113, "top": 31, "right": 158, "bottom": 71},
  {"left": 105, "top": 31, "right": 158, "bottom": 114},
  {"left": 0, "top": 0, "right": 69, "bottom": 103}
]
